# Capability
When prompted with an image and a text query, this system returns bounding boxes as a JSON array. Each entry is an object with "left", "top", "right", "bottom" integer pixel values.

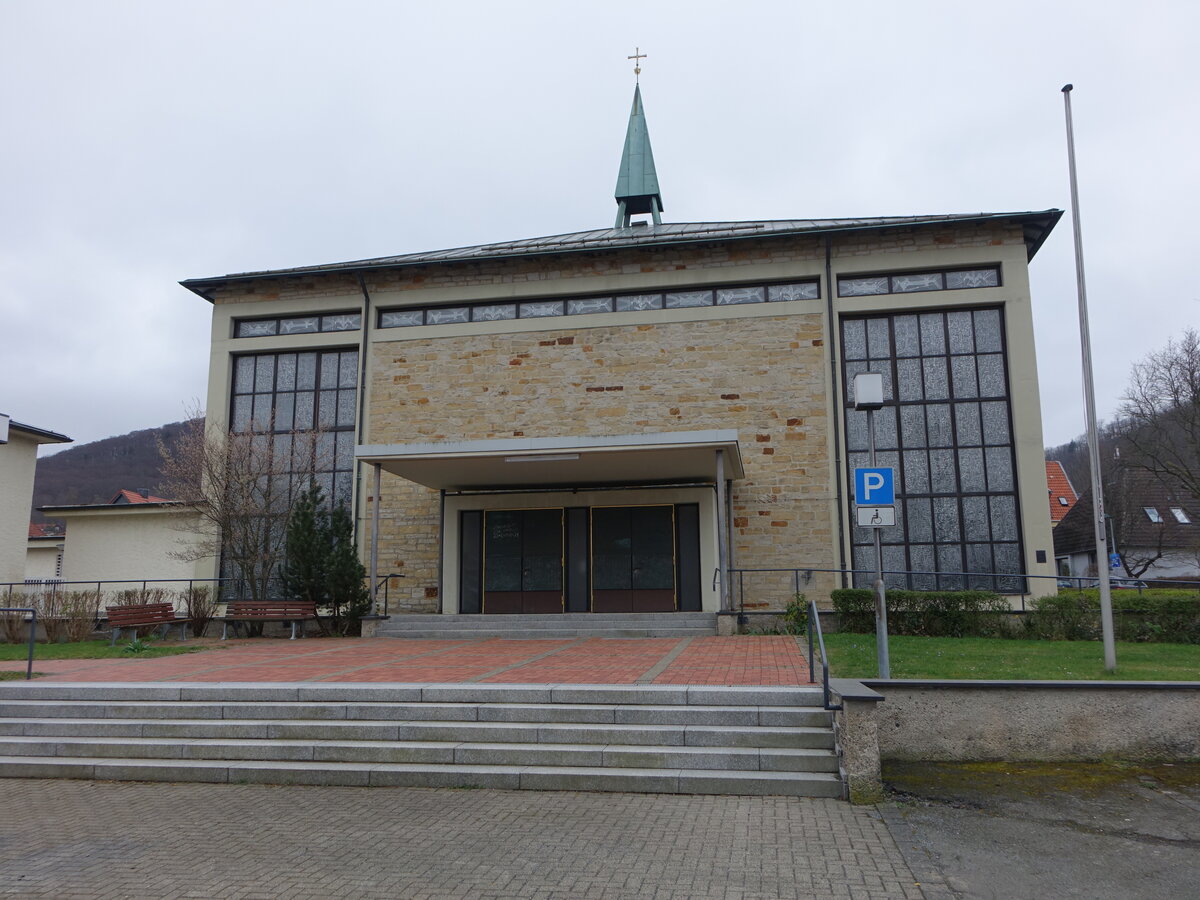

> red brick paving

[
  {"left": 2, "top": 636, "right": 811, "bottom": 685},
  {"left": 652, "top": 636, "right": 812, "bottom": 685},
  {"left": 482, "top": 639, "right": 679, "bottom": 684}
]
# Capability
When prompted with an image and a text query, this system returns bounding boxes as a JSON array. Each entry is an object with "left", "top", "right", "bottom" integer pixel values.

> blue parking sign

[{"left": 854, "top": 468, "right": 895, "bottom": 505}]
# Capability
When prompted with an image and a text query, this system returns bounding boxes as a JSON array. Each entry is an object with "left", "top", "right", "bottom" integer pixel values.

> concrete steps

[
  {"left": 374, "top": 612, "right": 718, "bottom": 640},
  {"left": 0, "top": 683, "right": 842, "bottom": 798}
]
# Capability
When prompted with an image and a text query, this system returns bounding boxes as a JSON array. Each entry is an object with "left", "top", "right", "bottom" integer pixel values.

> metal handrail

[
  {"left": 374, "top": 573, "right": 404, "bottom": 617},
  {"left": 0, "top": 608, "right": 37, "bottom": 680},
  {"left": 806, "top": 597, "right": 841, "bottom": 711}
]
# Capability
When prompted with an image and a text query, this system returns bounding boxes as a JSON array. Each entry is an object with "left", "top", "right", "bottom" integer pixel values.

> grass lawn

[
  {"left": 822, "top": 633, "right": 1200, "bottom": 681},
  {"left": 0, "top": 640, "right": 216, "bottom": 661}
]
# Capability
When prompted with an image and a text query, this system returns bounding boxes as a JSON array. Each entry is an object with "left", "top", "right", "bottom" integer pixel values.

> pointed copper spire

[{"left": 614, "top": 83, "right": 663, "bottom": 228}]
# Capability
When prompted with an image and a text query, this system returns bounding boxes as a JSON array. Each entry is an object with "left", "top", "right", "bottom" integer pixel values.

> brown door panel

[
  {"left": 483, "top": 592, "right": 525, "bottom": 614},
  {"left": 592, "top": 590, "right": 632, "bottom": 613},
  {"left": 631, "top": 589, "right": 676, "bottom": 612}
]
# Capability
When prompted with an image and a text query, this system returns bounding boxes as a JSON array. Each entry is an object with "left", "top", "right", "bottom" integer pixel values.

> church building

[{"left": 182, "top": 84, "right": 1060, "bottom": 620}]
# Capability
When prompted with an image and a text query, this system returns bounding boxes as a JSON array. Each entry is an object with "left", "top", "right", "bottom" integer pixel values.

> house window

[
  {"left": 1144, "top": 507, "right": 1163, "bottom": 523},
  {"left": 1058, "top": 496, "right": 1069, "bottom": 506},
  {"left": 841, "top": 306, "right": 1024, "bottom": 593},
  {"left": 1170, "top": 507, "right": 1190, "bottom": 524}
]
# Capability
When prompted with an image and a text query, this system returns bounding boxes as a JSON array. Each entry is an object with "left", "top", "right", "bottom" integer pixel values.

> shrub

[
  {"left": 31, "top": 589, "right": 67, "bottom": 643},
  {"left": 780, "top": 593, "right": 809, "bottom": 635},
  {"left": 831, "top": 588, "right": 1010, "bottom": 637},
  {"left": 60, "top": 590, "right": 102, "bottom": 642},
  {"left": 182, "top": 586, "right": 216, "bottom": 638},
  {"left": 0, "top": 608, "right": 26, "bottom": 644},
  {"left": 110, "top": 587, "right": 173, "bottom": 607},
  {"left": 1027, "top": 591, "right": 1200, "bottom": 644}
]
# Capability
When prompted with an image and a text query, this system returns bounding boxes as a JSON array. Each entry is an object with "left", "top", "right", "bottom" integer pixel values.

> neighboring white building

[
  {"left": 24, "top": 523, "right": 64, "bottom": 584},
  {"left": 40, "top": 490, "right": 211, "bottom": 600},
  {"left": 0, "top": 415, "right": 71, "bottom": 587}
]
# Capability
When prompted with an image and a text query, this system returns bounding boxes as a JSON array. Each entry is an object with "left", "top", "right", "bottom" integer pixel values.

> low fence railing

[
  {"left": 0, "top": 608, "right": 37, "bottom": 680},
  {"left": 2, "top": 574, "right": 405, "bottom": 609}
]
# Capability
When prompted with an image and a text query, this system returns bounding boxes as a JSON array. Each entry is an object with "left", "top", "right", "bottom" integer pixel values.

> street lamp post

[
  {"left": 1062, "top": 84, "right": 1117, "bottom": 672},
  {"left": 854, "top": 372, "right": 890, "bottom": 679}
]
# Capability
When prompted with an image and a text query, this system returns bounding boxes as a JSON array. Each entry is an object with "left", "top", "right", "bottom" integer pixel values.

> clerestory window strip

[
  {"left": 377, "top": 279, "right": 821, "bottom": 330},
  {"left": 838, "top": 266, "right": 1001, "bottom": 298},
  {"left": 234, "top": 311, "right": 362, "bottom": 339}
]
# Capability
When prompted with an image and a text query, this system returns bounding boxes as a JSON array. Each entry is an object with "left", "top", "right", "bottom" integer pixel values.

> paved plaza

[
  {"left": 0, "top": 779, "right": 923, "bottom": 899},
  {"left": 0, "top": 635, "right": 811, "bottom": 685}
]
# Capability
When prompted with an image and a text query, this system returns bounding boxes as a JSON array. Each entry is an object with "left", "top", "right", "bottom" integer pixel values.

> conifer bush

[{"left": 279, "top": 483, "right": 370, "bottom": 636}]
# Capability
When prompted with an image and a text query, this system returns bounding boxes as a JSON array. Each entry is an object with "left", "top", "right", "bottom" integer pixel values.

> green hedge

[
  {"left": 830, "top": 589, "right": 1011, "bottom": 637},
  {"left": 1029, "top": 592, "right": 1200, "bottom": 644}
]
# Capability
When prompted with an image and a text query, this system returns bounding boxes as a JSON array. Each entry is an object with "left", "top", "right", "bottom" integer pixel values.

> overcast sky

[{"left": 3, "top": 1, "right": 1197, "bottom": 455}]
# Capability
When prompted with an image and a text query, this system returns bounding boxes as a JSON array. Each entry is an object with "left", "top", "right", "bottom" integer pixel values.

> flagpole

[{"left": 1062, "top": 83, "right": 1117, "bottom": 672}]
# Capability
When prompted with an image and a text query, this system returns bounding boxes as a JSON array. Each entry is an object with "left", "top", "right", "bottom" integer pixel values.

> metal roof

[{"left": 181, "top": 210, "right": 1062, "bottom": 300}]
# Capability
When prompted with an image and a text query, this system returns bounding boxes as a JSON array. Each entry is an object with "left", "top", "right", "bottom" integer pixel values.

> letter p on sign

[{"left": 854, "top": 467, "right": 895, "bottom": 505}]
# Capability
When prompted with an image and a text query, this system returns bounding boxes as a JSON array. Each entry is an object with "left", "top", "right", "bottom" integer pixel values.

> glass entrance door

[
  {"left": 590, "top": 505, "right": 677, "bottom": 612},
  {"left": 483, "top": 508, "right": 564, "bottom": 614}
]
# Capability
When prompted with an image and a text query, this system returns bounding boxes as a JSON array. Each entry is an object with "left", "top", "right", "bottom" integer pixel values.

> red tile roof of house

[
  {"left": 109, "top": 489, "right": 171, "bottom": 505},
  {"left": 1046, "top": 460, "right": 1079, "bottom": 523}
]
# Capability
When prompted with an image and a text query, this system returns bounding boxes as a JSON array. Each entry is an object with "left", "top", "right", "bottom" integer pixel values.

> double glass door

[
  {"left": 590, "top": 506, "right": 677, "bottom": 612},
  {"left": 483, "top": 508, "right": 564, "bottom": 614},
  {"left": 462, "top": 503, "right": 698, "bottom": 614}
]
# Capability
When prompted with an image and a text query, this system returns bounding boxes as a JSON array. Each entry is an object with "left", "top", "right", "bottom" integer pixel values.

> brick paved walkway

[
  {"left": 2, "top": 636, "right": 812, "bottom": 685},
  {"left": 0, "top": 779, "right": 924, "bottom": 899}
]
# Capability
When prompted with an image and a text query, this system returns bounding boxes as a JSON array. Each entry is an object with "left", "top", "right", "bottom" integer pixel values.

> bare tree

[
  {"left": 157, "top": 414, "right": 332, "bottom": 603},
  {"left": 1118, "top": 328, "right": 1200, "bottom": 503}
]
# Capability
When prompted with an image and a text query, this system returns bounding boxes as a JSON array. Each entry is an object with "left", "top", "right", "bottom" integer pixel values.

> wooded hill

[{"left": 31, "top": 419, "right": 197, "bottom": 524}]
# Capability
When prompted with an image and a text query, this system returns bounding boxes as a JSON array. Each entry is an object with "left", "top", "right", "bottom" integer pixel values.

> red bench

[
  {"left": 220, "top": 600, "right": 318, "bottom": 640},
  {"left": 106, "top": 603, "right": 189, "bottom": 645}
]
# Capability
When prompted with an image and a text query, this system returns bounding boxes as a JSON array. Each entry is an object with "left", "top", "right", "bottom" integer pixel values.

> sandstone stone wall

[{"left": 368, "top": 314, "right": 834, "bottom": 612}]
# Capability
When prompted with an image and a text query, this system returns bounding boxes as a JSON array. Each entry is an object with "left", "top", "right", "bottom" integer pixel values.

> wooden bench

[
  {"left": 106, "top": 603, "right": 189, "bottom": 645},
  {"left": 219, "top": 601, "right": 318, "bottom": 640}
]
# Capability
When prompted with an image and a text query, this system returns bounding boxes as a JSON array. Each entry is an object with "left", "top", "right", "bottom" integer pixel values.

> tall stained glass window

[
  {"left": 841, "top": 308, "right": 1025, "bottom": 592},
  {"left": 230, "top": 349, "right": 359, "bottom": 508}
]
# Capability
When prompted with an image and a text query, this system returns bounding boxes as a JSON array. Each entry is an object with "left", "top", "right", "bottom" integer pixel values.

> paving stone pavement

[
  {"left": 0, "top": 636, "right": 811, "bottom": 686},
  {"left": 0, "top": 779, "right": 925, "bottom": 899}
]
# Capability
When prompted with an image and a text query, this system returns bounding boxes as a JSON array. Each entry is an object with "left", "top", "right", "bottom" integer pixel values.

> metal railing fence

[
  {"left": 0, "top": 608, "right": 37, "bottom": 680},
  {"left": 2, "top": 574, "right": 406, "bottom": 610}
]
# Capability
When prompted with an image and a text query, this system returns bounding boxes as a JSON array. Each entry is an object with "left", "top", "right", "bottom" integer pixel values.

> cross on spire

[{"left": 627, "top": 47, "right": 646, "bottom": 82}]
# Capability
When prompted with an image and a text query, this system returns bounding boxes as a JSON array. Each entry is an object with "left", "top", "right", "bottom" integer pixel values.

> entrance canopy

[{"left": 356, "top": 429, "right": 744, "bottom": 491}]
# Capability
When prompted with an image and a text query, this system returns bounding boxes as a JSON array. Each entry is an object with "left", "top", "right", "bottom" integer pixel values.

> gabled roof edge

[{"left": 181, "top": 210, "right": 1063, "bottom": 301}]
